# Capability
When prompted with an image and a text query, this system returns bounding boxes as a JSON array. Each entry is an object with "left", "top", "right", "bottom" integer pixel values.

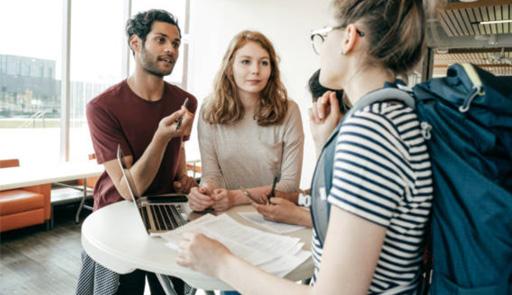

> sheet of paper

[
  {"left": 161, "top": 214, "right": 301, "bottom": 266},
  {"left": 261, "top": 250, "right": 311, "bottom": 277},
  {"left": 239, "top": 212, "right": 305, "bottom": 234}
]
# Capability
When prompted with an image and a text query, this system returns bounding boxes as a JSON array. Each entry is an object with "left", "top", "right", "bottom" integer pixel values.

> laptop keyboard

[{"left": 140, "top": 204, "right": 185, "bottom": 232}]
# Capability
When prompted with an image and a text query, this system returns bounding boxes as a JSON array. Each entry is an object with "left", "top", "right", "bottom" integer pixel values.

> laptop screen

[
  {"left": 115, "top": 145, "right": 187, "bottom": 234},
  {"left": 116, "top": 145, "right": 139, "bottom": 202}
]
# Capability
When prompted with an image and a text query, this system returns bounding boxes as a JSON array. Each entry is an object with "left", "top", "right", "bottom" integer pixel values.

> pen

[
  {"left": 269, "top": 175, "right": 279, "bottom": 204},
  {"left": 176, "top": 97, "right": 190, "bottom": 130}
]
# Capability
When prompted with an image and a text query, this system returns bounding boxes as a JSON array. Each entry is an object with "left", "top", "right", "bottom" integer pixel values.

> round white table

[{"left": 81, "top": 200, "right": 313, "bottom": 291}]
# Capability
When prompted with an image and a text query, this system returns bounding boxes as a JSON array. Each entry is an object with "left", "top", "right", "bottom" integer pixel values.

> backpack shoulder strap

[
  {"left": 310, "top": 86, "right": 416, "bottom": 246},
  {"left": 351, "top": 87, "right": 416, "bottom": 112}
]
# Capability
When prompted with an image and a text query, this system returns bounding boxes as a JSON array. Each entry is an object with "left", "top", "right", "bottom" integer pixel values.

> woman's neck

[
  {"left": 238, "top": 90, "right": 259, "bottom": 111},
  {"left": 343, "top": 67, "right": 395, "bottom": 106}
]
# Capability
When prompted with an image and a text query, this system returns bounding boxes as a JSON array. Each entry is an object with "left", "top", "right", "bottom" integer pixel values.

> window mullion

[{"left": 60, "top": 0, "right": 72, "bottom": 162}]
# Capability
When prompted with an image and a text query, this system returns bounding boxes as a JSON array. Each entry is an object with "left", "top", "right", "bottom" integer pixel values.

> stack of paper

[
  {"left": 238, "top": 212, "right": 305, "bottom": 234},
  {"left": 161, "top": 214, "right": 310, "bottom": 277}
]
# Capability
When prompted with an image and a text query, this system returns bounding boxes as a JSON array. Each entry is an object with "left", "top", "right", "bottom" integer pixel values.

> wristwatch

[{"left": 298, "top": 192, "right": 311, "bottom": 207}]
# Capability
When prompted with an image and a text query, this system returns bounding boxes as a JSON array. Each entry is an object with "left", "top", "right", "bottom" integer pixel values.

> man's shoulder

[
  {"left": 165, "top": 82, "right": 197, "bottom": 101},
  {"left": 164, "top": 82, "right": 198, "bottom": 112},
  {"left": 88, "top": 80, "right": 127, "bottom": 108}
]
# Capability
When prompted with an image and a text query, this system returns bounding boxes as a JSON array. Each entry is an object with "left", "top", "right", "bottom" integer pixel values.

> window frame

[{"left": 59, "top": 0, "right": 190, "bottom": 162}]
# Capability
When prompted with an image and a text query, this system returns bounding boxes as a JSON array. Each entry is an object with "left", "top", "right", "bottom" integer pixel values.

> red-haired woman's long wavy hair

[{"left": 203, "top": 30, "right": 288, "bottom": 126}]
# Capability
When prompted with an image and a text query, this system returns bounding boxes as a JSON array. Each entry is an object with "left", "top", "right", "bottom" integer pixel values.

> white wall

[{"left": 187, "top": 0, "right": 330, "bottom": 187}]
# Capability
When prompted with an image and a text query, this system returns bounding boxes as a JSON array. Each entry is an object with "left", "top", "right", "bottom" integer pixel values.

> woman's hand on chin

[{"left": 310, "top": 91, "right": 342, "bottom": 151}]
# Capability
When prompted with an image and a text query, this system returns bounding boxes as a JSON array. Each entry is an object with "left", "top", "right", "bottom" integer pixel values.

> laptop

[{"left": 116, "top": 145, "right": 188, "bottom": 236}]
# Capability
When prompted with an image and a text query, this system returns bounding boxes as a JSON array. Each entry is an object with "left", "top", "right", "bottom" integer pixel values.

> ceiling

[
  {"left": 429, "top": 0, "right": 512, "bottom": 76},
  {"left": 440, "top": 0, "right": 510, "bottom": 37}
]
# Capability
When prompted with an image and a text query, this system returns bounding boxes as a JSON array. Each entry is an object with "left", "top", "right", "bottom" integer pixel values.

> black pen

[
  {"left": 269, "top": 176, "right": 279, "bottom": 204},
  {"left": 176, "top": 97, "right": 190, "bottom": 130}
]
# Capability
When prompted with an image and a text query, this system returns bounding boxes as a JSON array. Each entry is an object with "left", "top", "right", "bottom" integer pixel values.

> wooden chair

[
  {"left": 0, "top": 159, "right": 20, "bottom": 168},
  {"left": 186, "top": 159, "right": 202, "bottom": 179}
]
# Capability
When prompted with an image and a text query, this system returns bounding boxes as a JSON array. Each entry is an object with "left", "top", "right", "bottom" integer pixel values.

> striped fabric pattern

[
  {"left": 311, "top": 102, "right": 433, "bottom": 294},
  {"left": 76, "top": 251, "right": 119, "bottom": 295}
]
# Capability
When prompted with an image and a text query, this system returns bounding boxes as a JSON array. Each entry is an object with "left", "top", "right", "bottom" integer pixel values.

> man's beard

[{"left": 140, "top": 46, "right": 175, "bottom": 77}]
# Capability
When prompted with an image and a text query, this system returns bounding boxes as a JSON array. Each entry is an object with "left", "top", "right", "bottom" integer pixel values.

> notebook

[{"left": 116, "top": 145, "right": 188, "bottom": 236}]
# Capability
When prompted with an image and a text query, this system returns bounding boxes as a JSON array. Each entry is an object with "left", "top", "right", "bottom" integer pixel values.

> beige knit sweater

[{"left": 197, "top": 100, "right": 304, "bottom": 193}]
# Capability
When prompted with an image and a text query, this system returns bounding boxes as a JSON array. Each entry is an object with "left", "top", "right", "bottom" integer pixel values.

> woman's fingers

[
  {"left": 253, "top": 203, "right": 276, "bottom": 221},
  {"left": 188, "top": 188, "right": 214, "bottom": 211},
  {"left": 317, "top": 91, "right": 332, "bottom": 119}
]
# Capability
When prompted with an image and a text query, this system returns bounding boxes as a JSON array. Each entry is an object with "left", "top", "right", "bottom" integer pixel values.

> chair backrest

[
  {"left": 0, "top": 159, "right": 20, "bottom": 168},
  {"left": 186, "top": 160, "right": 202, "bottom": 178}
]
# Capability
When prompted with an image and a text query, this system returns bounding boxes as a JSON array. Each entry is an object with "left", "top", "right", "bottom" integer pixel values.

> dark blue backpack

[
  {"left": 414, "top": 64, "right": 512, "bottom": 294},
  {"left": 310, "top": 63, "right": 512, "bottom": 294}
]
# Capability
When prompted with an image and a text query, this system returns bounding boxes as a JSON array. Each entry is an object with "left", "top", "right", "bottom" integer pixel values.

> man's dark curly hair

[
  {"left": 308, "top": 69, "right": 349, "bottom": 113},
  {"left": 126, "top": 9, "right": 181, "bottom": 49}
]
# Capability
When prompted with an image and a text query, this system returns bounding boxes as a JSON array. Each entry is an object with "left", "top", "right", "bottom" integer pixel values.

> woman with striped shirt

[{"left": 177, "top": 0, "right": 440, "bottom": 294}]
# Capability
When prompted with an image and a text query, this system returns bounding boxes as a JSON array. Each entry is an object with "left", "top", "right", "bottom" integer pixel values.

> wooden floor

[
  {"left": 0, "top": 204, "right": 215, "bottom": 295},
  {"left": 0, "top": 204, "right": 87, "bottom": 295}
]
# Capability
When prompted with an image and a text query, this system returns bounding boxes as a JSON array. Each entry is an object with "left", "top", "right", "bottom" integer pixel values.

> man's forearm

[
  {"left": 176, "top": 145, "right": 188, "bottom": 179},
  {"left": 129, "top": 133, "right": 169, "bottom": 196}
]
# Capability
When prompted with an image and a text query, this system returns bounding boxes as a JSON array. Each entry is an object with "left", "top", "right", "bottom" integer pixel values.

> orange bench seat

[{"left": 0, "top": 188, "right": 50, "bottom": 232}]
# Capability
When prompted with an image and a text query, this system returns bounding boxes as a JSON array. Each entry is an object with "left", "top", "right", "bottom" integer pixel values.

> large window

[
  {"left": 69, "top": 0, "right": 126, "bottom": 162},
  {"left": 0, "top": 0, "right": 63, "bottom": 166},
  {"left": 0, "top": 0, "right": 191, "bottom": 166}
]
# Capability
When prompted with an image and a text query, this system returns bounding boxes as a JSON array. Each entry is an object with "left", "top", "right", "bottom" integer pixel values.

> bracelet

[
  {"left": 242, "top": 188, "right": 264, "bottom": 204},
  {"left": 241, "top": 188, "right": 253, "bottom": 200}
]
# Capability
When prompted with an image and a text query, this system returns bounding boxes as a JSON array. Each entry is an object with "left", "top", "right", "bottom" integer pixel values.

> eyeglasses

[{"left": 310, "top": 25, "right": 365, "bottom": 55}]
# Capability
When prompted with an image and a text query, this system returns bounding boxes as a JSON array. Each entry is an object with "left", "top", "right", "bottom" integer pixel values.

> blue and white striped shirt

[{"left": 312, "top": 101, "right": 433, "bottom": 294}]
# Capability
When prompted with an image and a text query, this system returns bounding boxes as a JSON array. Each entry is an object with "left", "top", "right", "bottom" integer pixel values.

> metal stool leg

[
  {"left": 75, "top": 181, "right": 93, "bottom": 223},
  {"left": 75, "top": 182, "right": 87, "bottom": 223},
  {"left": 156, "top": 274, "right": 179, "bottom": 295}
]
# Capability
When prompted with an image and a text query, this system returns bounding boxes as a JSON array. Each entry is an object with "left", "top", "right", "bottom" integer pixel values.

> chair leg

[
  {"left": 49, "top": 205, "right": 55, "bottom": 229},
  {"left": 75, "top": 196, "right": 86, "bottom": 223},
  {"left": 189, "top": 291, "right": 215, "bottom": 295},
  {"left": 75, "top": 181, "right": 90, "bottom": 223},
  {"left": 156, "top": 274, "right": 179, "bottom": 295}
]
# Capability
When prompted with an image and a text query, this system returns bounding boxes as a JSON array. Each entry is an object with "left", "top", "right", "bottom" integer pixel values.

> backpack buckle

[
  {"left": 421, "top": 122, "right": 432, "bottom": 140},
  {"left": 459, "top": 86, "right": 485, "bottom": 113}
]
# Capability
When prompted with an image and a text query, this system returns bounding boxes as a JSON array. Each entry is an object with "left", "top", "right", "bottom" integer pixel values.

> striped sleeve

[{"left": 327, "top": 107, "right": 411, "bottom": 228}]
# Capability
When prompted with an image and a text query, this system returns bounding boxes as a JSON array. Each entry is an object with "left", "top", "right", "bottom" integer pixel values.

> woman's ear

[{"left": 341, "top": 24, "right": 360, "bottom": 55}]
